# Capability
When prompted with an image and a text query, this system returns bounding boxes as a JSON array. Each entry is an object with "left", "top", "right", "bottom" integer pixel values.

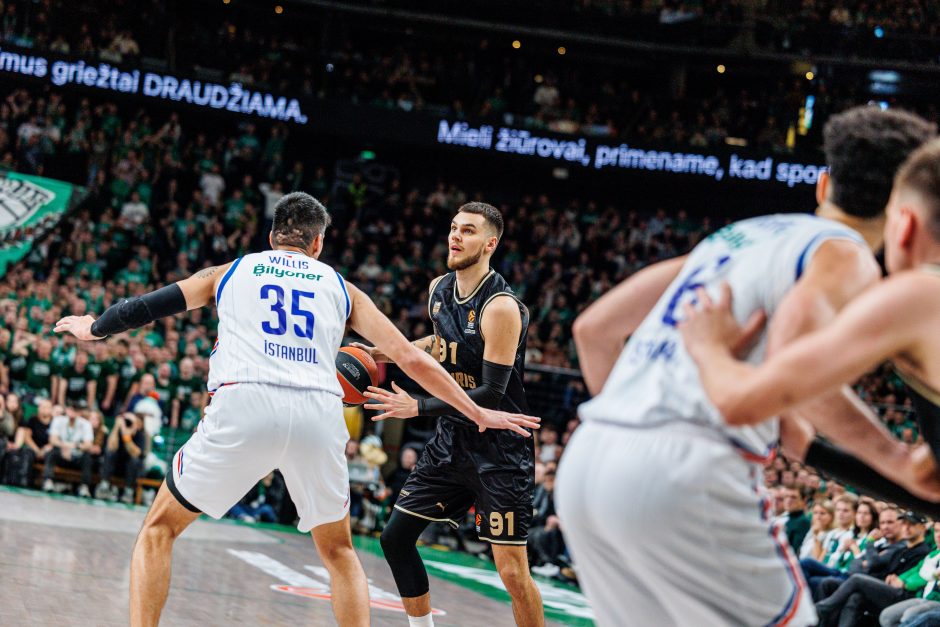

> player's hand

[
  {"left": 350, "top": 342, "right": 390, "bottom": 363},
  {"left": 53, "top": 315, "right": 104, "bottom": 341},
  {"left": 364, "top": 382, "right": 419, "bottom": 420},
  {"left": 679, "top": 283, "right": 766, "bottom": 360},
  {"left": 474, "top": 408, "right": 540, "bottom": 437}
]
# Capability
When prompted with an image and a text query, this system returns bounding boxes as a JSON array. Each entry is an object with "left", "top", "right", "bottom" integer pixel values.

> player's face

[{"left": 447, "top": 213, "right": 493, "bottom": 271}]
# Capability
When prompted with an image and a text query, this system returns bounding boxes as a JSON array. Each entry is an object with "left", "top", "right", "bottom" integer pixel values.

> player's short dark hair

[
  {"left": 272, "top": 192, "right": 331, "bottom": 248},
  {"left": 895, "top": 138, "right": 940, "bottom": 242},
  {"left": 457, "top": 202, "right": 504, "bottom": 240},
  {"left": 823, "top": 106, "right": 936, "bottom": 218}
]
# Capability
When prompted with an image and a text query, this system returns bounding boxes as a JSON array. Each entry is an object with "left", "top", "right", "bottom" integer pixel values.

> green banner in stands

[{"left": 0, "top": 172, "right": 79, "bottom": 277}]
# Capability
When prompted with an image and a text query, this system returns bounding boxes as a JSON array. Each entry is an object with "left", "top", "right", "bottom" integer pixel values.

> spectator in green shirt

[
  {"left": 171, "top": 357, "right": 202, "bottom": 429},
  {"left": 57, "top": 350, "right": 97, "bottom": 409},
  {"left": 23, "top": 338, "right": 56, "bottom": 402},
  {"left": 783, "top": 487, "right": 812, "bottom": 552}
]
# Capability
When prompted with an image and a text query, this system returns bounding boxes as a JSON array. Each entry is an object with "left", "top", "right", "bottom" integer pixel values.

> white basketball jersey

[
  {"left": 207, "top": 250, "right": 349, "bottom": 396},
  {"left": 578, "top": 214, "right": 866, "bottom": 460}
]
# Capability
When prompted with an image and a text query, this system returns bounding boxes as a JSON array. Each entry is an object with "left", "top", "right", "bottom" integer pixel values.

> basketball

[{"left": 336, "top": 346, "right": 379, "bottom": 405}]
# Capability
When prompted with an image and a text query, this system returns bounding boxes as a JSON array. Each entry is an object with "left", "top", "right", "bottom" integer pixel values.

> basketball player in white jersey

[
  {"left": 554, "top": 107, "right": 936, "bottom": 627},
  {"left": 54, "top": 192, "right": 540, "bottom": 627},
  {"left": 679, "top": 139, "right": 940, "bottom": 499}
]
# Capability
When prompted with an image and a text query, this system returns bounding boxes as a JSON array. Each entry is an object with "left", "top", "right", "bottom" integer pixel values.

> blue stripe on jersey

[
  {"left": 335, "top": 271, "right": 351, "bottom": 319},
  {"left": 794, "top": 230, "right": 864, "bottom": 280},
  {"left": 216, "top": 257, "right": 243, "bottom": 305}
]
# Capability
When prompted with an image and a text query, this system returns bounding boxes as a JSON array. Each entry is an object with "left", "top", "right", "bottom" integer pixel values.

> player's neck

[
  {"left": 454, "top": 263, "right": 491, "bottom": 299},
  {"left": 274, "top": 245, "right": 310, "bottom": 257},
  {"left": 815, "top": 202, "right": 885, "bottom": 251}
]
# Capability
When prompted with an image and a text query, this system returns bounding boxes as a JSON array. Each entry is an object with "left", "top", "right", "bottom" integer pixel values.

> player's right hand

[
  {"left": 54, "top": 315, "right": 104, "bottom": 341},
  {"left": 679, "top": 283, "right": 766, "bottom": 360},
  {"left": 475, "top": 408, "right": 541, "bottom": 437},
  {"left": 350, "top": 342, "right": 389, "bottom": 363}
]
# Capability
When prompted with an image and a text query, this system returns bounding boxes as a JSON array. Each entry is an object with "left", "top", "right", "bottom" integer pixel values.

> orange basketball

[{"left": 336, "top": 346, "right": 379, "bottom": 405}]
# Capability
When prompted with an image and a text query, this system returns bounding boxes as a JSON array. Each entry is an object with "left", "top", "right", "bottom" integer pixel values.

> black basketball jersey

[{"left": 427, "top": 269, "right": 529, "bottom": 424}]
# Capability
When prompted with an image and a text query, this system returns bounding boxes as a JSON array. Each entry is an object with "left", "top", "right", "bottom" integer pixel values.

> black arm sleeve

[
  {"left": 416, "top": 360, "right": 513, "bottom": 416},
  {"left": 90, "top": 283, "right": 187, "bottom": 338},
  {"left": 805, "top": 437, "right": 940, "bottom": 518}
]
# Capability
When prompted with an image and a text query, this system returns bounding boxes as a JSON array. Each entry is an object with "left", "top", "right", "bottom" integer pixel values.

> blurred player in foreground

[
  {"left": 556, "top": 107, "right": 937, "bottom": 626},
  {"left": 680, "top": 139, "right": 940, "bottom": 519}
]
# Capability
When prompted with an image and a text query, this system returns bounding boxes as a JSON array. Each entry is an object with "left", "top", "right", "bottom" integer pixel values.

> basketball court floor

[{"left": 0, "top": 488, "right": 592, "bottom": 625}]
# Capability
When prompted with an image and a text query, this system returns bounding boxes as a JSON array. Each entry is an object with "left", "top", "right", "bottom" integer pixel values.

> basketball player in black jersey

[
  {"left": 680, "top": 138, "right": 940, "bottom": 501},
  {"left": 354, "top": 202, "right": 544, "bottom": 627}
]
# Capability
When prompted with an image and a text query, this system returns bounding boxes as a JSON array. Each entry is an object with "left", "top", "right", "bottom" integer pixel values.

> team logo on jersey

[
  {"left": 432, "top": 301, "right": 442, "bottom": 316},
  {"left": 465, "top": 309, "right": 476, "bottom": 335}
]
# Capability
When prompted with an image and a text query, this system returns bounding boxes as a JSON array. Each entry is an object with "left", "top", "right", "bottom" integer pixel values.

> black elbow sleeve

[
  {"left": 416, "top": 360, "right": 513, "bottom": 416},
  {"left": 91, "top": 284, "right": 187, "bottom": 338}
]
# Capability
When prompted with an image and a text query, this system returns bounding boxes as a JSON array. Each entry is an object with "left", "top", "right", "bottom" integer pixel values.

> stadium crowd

[
  {"left": 1, "top": 0, "right": 939, "bottom": 156},
  {"left": 0, "top": 78, "right": 935, "bottom": 612}
]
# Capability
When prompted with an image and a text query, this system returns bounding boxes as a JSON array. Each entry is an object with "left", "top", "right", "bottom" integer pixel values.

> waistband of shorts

[
  {"left": 583, "top": 418, "right": 776, "bottom": 464},
  {"left": 207, "top": 381, "right": 342, "bottom": 398}
]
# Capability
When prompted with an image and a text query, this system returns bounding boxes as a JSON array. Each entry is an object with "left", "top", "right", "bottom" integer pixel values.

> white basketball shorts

[
  {"left": 555, "top": 420, "right": 816, "bottom": 627},
  {"left": 167, "top": 382, "right": 350, "bottom": 532}
]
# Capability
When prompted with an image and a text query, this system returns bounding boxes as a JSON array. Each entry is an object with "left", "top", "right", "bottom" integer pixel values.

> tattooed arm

[{"left": 178, "top": 263, "right": 233, "bottom": 309}]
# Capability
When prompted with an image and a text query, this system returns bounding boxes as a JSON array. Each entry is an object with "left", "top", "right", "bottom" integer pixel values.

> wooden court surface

[{"left": 0, "top": 489, "right": 588, "bottom": 626}]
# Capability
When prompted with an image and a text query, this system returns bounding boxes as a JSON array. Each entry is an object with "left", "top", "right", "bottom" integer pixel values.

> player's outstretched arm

[
  {"left": 573, "top": 255, "right": 686, "bottom": 395},
  {"left": 54, "top": 262, "right": 233, "bottom": 341},
  {"left": 345, "top": 282, "right": 539, "bottom": 436}
]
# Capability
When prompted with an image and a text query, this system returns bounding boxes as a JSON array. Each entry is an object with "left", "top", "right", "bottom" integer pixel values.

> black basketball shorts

[{"left": 394, "top": 417, "right": 535, "bottom": 545}]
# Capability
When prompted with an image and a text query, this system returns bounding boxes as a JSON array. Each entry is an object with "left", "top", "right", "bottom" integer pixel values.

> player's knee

[
  {"left": 496, "top": 559, "right": 532, "bottom": 595},
  {"left": 318, "top": 540, "right": 356, "bottom": 566},
  {"left": 380, "top": 525, "right": 401, "bottom": 556},
  {"left": 137, "top": 519, "right": 179, "bottom": 547},
  {"left": 380, "top": 515, "right": 419, "bottom": 558}
]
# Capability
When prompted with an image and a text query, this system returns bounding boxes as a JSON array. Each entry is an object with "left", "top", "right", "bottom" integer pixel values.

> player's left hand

[
  {"left": 364, "top": 382, "right": 419, "bottom": 420},
  {"left": 679, "top": 283, "right": 766, "bottom": 360},
  {"left": 54, "top": 315, "right": 104, "bottom": 341}
]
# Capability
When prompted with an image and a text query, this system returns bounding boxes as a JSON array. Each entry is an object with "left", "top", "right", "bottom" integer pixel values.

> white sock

[{"left": 407, "top": 613, "right": 434, "bottom": 627}]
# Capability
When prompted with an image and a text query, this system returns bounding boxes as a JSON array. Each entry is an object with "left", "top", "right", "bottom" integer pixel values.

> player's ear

[
  {"left": 486, "top": 234, "right": 499, "bottom": 253},
  {"left": 268, "top": 231, "right": 275, "bottom": 249},
  {"left": 899, "top": 205, "right": 917, "bottom": 250},
  {"left": 816, "top": 170, "right": 830, "bottom": 206},
  {"left": 310, "top": 233, "right": 324, "bottom": 258}
]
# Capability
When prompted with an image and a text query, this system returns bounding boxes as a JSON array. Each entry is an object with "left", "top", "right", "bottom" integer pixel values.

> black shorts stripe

[{"left": 165, "top": 470, "right": 202, "bottom": 514}]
